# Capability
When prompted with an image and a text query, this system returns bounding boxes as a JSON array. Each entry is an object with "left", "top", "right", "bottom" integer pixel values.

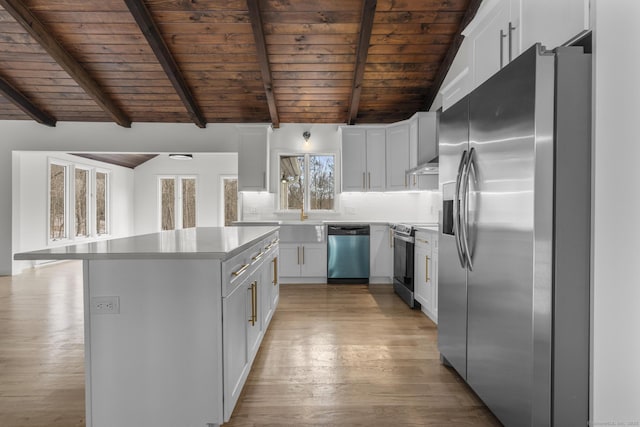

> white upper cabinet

[
  {"left": 437, "top": 0, "right": 590, "bottom": 112},
  {"left": 467, "top": 0, "right": 521, "bottom": 89},
  {"left": 341, "top": 128, "right": 367, "bottom": 192},
  {"left": 341, "top": 127, "right": 386, "bottom": 192},
  {"left": 385, "top": 122, "right": 410, "bottom": 191},
  {"left": 237, "top": 126, "right": 269, "bottom": 191},
  {"left": 417, "top": 113, "right": 438, "bottom": 165},
  {"left": 366, "top": 128, "right": 386, "bottom": 191},
  {"left": 407, "top": 112, "right": 439, "bottom": 191},
  {"left": 521, "top": 0, "right": 590, "bottom": 50}
]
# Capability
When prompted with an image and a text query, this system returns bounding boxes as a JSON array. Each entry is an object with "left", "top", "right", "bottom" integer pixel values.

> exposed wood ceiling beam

[
  {"left": 424, "top": 0, "right": 483, "bottom": 110},
  {"left": 246, "top": 0, "right": 279, "bottom": 128},
  {"left": 347, "top": 0, "right": 377, "bottom": 125},
  {"left": 124, "top": 0, "right": 206, "bottom": 128},
  {"left": 0, "top": 0, "right": 131, "bottom": 128},
  {"left": 0, "top": 74, "right": 56, "bottom": 127}
]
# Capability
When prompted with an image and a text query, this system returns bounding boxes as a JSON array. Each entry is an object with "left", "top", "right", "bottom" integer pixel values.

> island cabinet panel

[
  {"left": 261, "top": 247, "right": 279, "bottom": 329},
  {"left": 85, "top": 259, "right": 224, "bottom": 427},
  {"left": 15, "top": 227, "right": 280, "bottom": 427},
  {"left": 222, "top": 268, "right": 254, "bottom": 421},
  {"left": 222, "top": 232, "right": 279, "bottom": 421}
]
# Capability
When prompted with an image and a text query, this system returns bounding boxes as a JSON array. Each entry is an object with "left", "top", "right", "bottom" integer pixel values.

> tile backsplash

[{"left": 241, "top": 191, "right": 441, "bottom": 224}]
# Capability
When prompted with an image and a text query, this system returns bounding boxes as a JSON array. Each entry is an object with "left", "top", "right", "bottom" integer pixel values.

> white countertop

[
  {"left": 14, "top": 226, "right": 279, "bottom": 261},
  {"left": 414, "top": 225, "right": 439, "bottom": 233},
  {"left": 234, "top": 220, "right": 424, "bottom": 226}
]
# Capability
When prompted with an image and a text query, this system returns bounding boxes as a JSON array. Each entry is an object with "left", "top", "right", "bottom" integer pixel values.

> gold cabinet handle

[
  {"left": 253, "top": 282, "right": 257, "bottom": 323},
  {"left": 232, "top": 263, "right": 250, "bottom": 277},
  {"left": 252, "top": 251, "right": 264, "bottom": 261},
  {"left": 363, "top": 172, "right": 366, "bottom": 190},
  {"left": 413, "top": 175, "right": 416, "bottom": 186},
  {"left": 273, "top": 256, "right": 278, "bottom": 285},
  {"left": 368, "top": 172, "right": 371, "bottom": 189},
  {"left": 426, "top": 256, "right": 430, "bottom": 282},
  {"left": 249, "top": 281, "right": 257, "bottom": 325},
  {"left": 297, "top": 246, "right": 300, "bottom": 265},
  {"left": 302, "top": 246, "right": 305, "bottom": 264}
]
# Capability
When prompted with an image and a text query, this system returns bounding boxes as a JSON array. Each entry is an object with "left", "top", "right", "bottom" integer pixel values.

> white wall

[
  {"left": 12, "top": 151, "right": 134, "bottom": 273},
  {"left": 133, "top": 153, "right": 238, "bottom": 234},
  {"left": 591, "top": 0, "right": 640, "bottom": 422},
  {"left": 241, "top": 123, "right": 441, "bottom": 223},
  {"left": 1, "top": 120, "right": 243, "bottom": 275}
]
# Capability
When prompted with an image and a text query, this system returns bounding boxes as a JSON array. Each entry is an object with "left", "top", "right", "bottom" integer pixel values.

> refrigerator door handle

[
  {"left": 453, "top": 150, "right": 468, "bottom": 268},
  {"left": 461, "top": 147, "right": 475, "bottom": 270}
]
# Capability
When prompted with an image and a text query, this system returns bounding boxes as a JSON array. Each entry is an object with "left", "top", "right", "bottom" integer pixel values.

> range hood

[{"left": 406, "top": 156, "right": 439, "bottom": 175}]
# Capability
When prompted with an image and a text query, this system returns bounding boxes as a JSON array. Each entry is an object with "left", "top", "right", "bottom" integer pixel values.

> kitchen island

[{"left": 15, "top": 226, "right": 280, "bottom": 427}]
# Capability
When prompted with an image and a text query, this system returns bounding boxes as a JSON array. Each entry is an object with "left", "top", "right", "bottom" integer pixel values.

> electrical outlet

[{"left": 91, "top": 296, "right": 120, "bottom": 314}]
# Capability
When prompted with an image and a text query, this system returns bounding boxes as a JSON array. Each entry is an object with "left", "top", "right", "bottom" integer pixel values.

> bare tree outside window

[
  {"left": 280, "top": 155, "right": 304, "bottom": 210},
  {"left": 49, "top": 164, "right": 66, "bottom": 240},
  {"left": 309, "top": 155, "right": 334, "bottom": 210},
  {"left": 280, "top": 154, "right": 334, "bottom": 211},
  {"left": 182, "top": 178, "right": 196, "bottom": 228},
  {"left": 96, "top": 172, "right": 108, "bottom": 235},
  {"left": 161, "top": 178, "right": 175, "bottom": 230},
  {"left": 224, "top": 178, "right": 238, "bottom": 226},
  {"left": 75, "top": 168, "right": 88, "bottom": 237}
]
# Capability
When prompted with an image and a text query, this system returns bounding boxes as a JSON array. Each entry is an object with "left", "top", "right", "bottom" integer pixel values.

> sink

[{"left": 278, "top": 223, "right": 326, "bottom": 243}]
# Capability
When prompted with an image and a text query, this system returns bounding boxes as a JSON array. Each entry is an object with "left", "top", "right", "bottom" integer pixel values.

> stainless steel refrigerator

[{"left": 438, "top": 44, "right": 591, "bottom": 426}]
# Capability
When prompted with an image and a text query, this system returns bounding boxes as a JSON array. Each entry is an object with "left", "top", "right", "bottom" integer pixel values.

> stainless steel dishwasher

[{"left": 327, "top": 225, "right": 370, "bottom": 284}]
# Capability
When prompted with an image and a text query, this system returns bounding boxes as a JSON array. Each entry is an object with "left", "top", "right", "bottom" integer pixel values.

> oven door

[{"left": 393, "top": 233, "right": 415, "bottom": 291}]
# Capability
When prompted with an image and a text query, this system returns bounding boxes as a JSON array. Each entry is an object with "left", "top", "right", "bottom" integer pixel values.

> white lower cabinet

[
  {"left": 369, "top": 225, "right": 393, "bottom": 283},
  {"left": 261, "top": 249, "right": 279, "bottom": 328},
  {"left": 414, "top": 230, "right": 438, "bottom": 323},
  {"left": 222, "top": 271, "right": 251, "bottom": 420},
  {"left": 279, "top": 243, "right": 327, "bottom": 283},
  {"left": 222, "top": 235, "right": 279, "bottom": 421}
]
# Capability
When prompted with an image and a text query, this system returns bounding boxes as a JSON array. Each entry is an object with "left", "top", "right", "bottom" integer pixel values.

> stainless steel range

[{"left": 390, "top": 223, "right": 418, "bottom": 308}]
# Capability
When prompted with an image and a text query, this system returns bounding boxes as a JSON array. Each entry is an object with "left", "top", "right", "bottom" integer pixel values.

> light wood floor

[{"left": 0, "top": 261, "right": 501, "bottom": 427}]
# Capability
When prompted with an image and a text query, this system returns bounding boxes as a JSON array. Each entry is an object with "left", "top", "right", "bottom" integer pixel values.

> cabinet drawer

[
  {"left": 414, "top": 231, "right": 433, "bottom": 249},
  {"left": 222, "top": 251, "right": 251, "bottom": 297},
  {"left": 223, "top": 238, "right": 265, "bottom": 297}
]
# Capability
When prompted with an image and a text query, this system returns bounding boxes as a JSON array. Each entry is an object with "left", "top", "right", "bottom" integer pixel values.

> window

[
  {"left": 308, "top": 155, "right": 335, "bottom": 210},
  {"left": 160, "top": 178, "right": 175, "bottom": 231},
  {"left": 48, "top": 160, "right": 110, "bottom": 243},
  {"left": 181, "top": 178, "right": 196, "bottom": 229},
  {"left": 280, "top": 154, "right": 334, "bottom": 211},
  {"left": 159, "top": 176, "right": 197, "bottom": 230},
  {"left": 222, "top": 177, "right": 238, "bottom": 226},
  {"left": 75, "top": 168, "right": 89, "bottom": 237},
  {"left": 49, "top": 163, "right": 68, "bottom": 240},
  {"left": 95, "top": 171, "right": 109, "bottom": 235}
]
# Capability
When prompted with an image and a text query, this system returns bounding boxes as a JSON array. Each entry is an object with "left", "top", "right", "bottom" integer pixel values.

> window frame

[
  {"left": 48, "top": 159, "right": 71, "bottom": 243},
  {"left": 158, "top": 175, "right": 198, "bottom": 231},
  {"left": 74, "top": 165, "right": 91, "bottom": 239},
  {"left": 278, "top": 152, "right": 336, "bottom": 212},
  {"left": 47, "top": 158, "right": 111, "bottom": 245},
  {"left": 219, "top": 175, "right": 239, "bottom": 226},
  {"left": 94, "top": 169, "right": 110, "bottom": 236}
]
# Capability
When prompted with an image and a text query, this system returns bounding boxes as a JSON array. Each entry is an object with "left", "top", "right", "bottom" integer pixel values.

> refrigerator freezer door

[
  {"left": 437, "top": 98, "right": 470, "bottom": 379},
  {"left": 465, "top": 46, "right": 554, "bottom": 425}
]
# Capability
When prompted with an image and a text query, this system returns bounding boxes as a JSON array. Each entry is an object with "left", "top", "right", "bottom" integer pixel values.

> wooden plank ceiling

[{"left": 0, "top": 0, "right": 479, "bottom": 127}]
